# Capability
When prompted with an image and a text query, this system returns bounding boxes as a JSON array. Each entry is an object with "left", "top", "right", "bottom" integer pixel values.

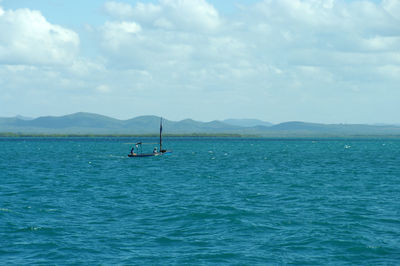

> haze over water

[{"left": 1, "top": 137, "right": 400, "bottom": 264}]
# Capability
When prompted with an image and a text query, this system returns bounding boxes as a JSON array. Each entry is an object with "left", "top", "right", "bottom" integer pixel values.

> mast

[{"left": 159, "top": 117, "right": 162, "bottom": 152}]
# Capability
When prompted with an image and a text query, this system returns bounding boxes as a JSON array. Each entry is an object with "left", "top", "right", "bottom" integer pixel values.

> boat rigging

[{"left": 128, "top": 117, "right": 171, "bottom": 157}]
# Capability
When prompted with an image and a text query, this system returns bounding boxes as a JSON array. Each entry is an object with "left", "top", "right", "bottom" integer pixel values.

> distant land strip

[
  {"left": 0, "top": 132, "right": 245, "bottom": 138},
  {"left": 1, "top": 112, "right": 400, "bottom": 137},
  {"left": 2, "top": 132, "right": 400, "bottom": 139}
]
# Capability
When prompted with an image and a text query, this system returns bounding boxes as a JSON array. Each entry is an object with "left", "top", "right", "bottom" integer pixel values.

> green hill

[{"left": 1, "top": 113, "right": 400, "bottom": 137}]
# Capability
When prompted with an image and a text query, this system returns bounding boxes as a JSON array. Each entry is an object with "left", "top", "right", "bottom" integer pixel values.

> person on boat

[
  {"left": 130, "top": 147, "right": 135, "bottom": 155},
  {"left": 153, "top": 147, "right": 158, "bottom": 154}
]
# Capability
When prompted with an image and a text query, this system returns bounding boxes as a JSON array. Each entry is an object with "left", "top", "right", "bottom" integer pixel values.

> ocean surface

[{"left": 1, "top": 137, "right": 400, "bottom": 265}]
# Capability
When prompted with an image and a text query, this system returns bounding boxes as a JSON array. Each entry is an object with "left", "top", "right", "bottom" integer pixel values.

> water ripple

[{"left": 1, "top": 138, "right": 400, "bottom": 264}]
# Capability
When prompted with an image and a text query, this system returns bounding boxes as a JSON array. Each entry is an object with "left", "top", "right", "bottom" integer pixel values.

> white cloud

[
  {"left": 158, "top": 0, "right": 221, "bottom": 31},
  {"left": 69, "top": 58, "right": 106, "bottom": 77},
  {"left": 382, "top": 0, "right": 400, "bottom": 19},
  {"left": 101, "top": 21, "right": 141, "bottom": 50},
  {"left": 103, "top": 1, "right": 134, "bottom": 19},
  {"left": 0, "top": 7, "right": 79, "bottom": 65},
  {"left": 377, "top": 64, "right": 400, "bottom": 80},
  {"left": 2, "top": 1, "right": 400, "bottom": 123},
  {"left": 104, "top": 0, "right": 221, "bottom": 32},
  {"left": 96, "top": 84, "right": 111, "bottom": 93},
  {"left": 131, "top": 2, "right": 162, "bottom": 22},
  {"left": 361, "top": 36, "right": 400, "bottom": 51},
  {"left": 99, "top": 1, "right": 399, "bottom": 78},
  {"left": 94, "top": 0, "right": 400, "bottom": 122}
]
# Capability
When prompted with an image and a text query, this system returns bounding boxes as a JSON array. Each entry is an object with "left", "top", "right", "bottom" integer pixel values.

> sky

[{"left": 0, "top": 0, "right": 399, "bottom": 123}]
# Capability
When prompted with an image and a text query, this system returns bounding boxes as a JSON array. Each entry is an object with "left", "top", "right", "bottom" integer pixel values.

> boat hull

[
  {"left": 128, "top": 150, "right": 171, "bottom": 158},
  {"left": 128, "top": 153, "right": 161, "bottom": 157}
]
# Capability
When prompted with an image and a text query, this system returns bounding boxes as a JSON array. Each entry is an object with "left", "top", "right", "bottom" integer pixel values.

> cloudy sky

[{"left": 0, "top": 0, "right": 399, "bottom": 123}]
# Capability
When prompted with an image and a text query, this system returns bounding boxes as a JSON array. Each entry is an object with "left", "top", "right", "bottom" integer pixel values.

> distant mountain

[
  {"left": 0, "top": 112, "right": 242, "bottom": 134},
  {"left": 1, "top": 112, "right": 400, "bottom": 136},
  {"left": 265, "top": 121, "right": 400, "bottom": 136},
  {"left": 0, "top": 115, "right": 33, "bottom": 121},
  {"left": 16, "top": 115, "right": 34, "bottom": 120},
  {"left": 271, "top": 121, "right": 327, "bottom": 131},
  {"left": 372, "top": 123, "right": 400, "bottom": 126},
  {"left": 20, "top": 112, "right": 122, "bottom": 129},
  {"left": 223, "top": 119, "right": 273, "bottom": 127}
]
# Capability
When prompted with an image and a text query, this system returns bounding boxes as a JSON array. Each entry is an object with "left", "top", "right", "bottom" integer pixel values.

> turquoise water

[{"left": 1, "top": 138, "right": 400, "bottom": 264}]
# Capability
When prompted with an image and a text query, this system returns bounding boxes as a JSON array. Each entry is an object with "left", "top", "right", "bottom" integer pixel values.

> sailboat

[{"left": 128, "top": 117, "right": 171, "bottom": 157}]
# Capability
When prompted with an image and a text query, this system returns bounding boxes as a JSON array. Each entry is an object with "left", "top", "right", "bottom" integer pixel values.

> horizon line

[{"left": 1, "top": 111, "right": 400, "bottom": 126}]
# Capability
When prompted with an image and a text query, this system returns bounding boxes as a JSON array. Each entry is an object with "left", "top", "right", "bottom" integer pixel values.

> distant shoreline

[
  {"left": 0, "top": 132, "right": 246, "bottom": 138},
  {"left": 1, "top": 132, "right": 400, "bottom": 139},
  {"left": 2, "top": 113, "right": 400, "bottom": 138}
]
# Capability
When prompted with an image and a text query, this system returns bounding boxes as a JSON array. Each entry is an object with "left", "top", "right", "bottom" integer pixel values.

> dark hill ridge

[
  {"left": 1, "top": 112, "right": 400, "bottom": 136},
  {"left": 20, "top": 112, "right": 122, "bottom": 129},
  {"left": 272, "top": 121, "right": 326, "bottom": 131},
  {"left": 0, "top": 112, "right": 242, "bottom": 134},
  {"left": 223, "top": 119, "right": 273, "bottom": 127},
  {"left": 269, "top": 121, "right": 400, "bottom": 135}
]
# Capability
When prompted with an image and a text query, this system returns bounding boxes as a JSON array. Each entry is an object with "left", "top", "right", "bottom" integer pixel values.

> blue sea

[{"left": 1, "top": 137, "right": 400, "bottom": 265}]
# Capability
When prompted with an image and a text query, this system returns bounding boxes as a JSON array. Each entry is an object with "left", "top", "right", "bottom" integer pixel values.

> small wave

[
  {"left": 109, "top": 155, "right": 125, "bottom": 159},
  {"left": 17, "top": 226, "right": 43, "bottom": 232},
  {"left": 40, "top": 208, "right": 58, "bottom": 213},
  {"left": 155, "top": 236, "right": 183, "bottom": 245},
  {"left": 16, "top": 226, "right": 62, "bottom": 236}
]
